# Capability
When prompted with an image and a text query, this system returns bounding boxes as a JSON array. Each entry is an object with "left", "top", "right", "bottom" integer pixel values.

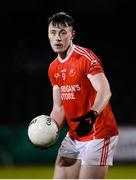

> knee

[{"left": 57, "top": 156, "right": 77, "bottom": 167}]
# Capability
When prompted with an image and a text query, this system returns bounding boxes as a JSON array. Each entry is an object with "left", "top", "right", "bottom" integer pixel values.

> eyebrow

[{"left": 49, "top": 27, "right": 68, "bottom": 31}]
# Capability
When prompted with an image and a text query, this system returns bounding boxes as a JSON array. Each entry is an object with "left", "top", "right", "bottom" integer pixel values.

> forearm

[
  {"left": 50, "top": 105, "right": 65, "bottom": 129},
  {"left": 91, "top": 88, "right": 111, "bottom": 114},
  {"left": 87, "top": 73, "right": 112, "bottom": 114},
  {"left": 50, "top": 85, "right": 65, "bottom": 129}
]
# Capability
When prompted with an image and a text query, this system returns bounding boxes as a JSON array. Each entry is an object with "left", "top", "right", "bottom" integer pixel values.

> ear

[{"left": 71, "top": 30, "right": 76, "bottom": 40}]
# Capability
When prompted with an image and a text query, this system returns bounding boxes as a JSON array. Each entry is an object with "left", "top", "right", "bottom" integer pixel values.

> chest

[{"left": 54, "top": 60, "right": 84, "bottom": 85}]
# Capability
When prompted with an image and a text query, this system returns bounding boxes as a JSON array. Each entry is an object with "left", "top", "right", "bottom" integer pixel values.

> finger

[
  {"left": 34, "top": 146, "right": 49, "bottom": 150},
  {"left": 72, "top": 117, "right": 82, "bottom": 122}
]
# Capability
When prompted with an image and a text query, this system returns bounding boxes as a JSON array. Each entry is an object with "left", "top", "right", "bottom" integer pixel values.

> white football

[{"left": 28, "top": 115, "right": 59, "bottom": 148}]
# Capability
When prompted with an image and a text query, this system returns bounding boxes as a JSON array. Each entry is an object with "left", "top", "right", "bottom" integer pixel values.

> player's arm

[
  {"left": 72, "top": 72, "right": 111, "bottom": 136},
  {"left": 87, "top": 72, "right": 111, "bottom": 114},
  {"left": 50, "top": 85, "right": 65, "bottom": 129}
]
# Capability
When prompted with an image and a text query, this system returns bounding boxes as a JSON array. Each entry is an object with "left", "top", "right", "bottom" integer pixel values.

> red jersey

[{"left": 48, "top": 44, "right": 118, "bottom": 141}]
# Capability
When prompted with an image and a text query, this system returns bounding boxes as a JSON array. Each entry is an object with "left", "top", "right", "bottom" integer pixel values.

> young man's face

[{"left": 48, "top": 22, "right": 75, "bottom": 54}]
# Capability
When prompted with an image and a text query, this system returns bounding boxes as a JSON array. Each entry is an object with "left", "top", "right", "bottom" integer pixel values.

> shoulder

[
  {"left": 74, "top": 44, "right": 101, "bottom": 63},
  {"left": 73, "top": 44, "right": 102, "bottom": 65},
  {"left": 73, "top": 44, "right": 104, "bottom": 74},
  {"left": 48, "top": 58, "right": 59, "bottom": 78},
  {"left": 49, "top": 57, "right": 58, "bottom": 66},
  {"left": 49, "top": 58, "right": 58, "bottom": 69}
]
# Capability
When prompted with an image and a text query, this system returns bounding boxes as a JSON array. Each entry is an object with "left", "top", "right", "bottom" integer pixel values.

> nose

[{"left": 56, "top": 33, "right": 61, "bottom": 41}]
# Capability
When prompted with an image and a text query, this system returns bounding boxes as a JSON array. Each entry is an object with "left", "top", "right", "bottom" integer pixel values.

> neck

[{"left": 58, "top": 42, "right": 73, "bottom": 60}]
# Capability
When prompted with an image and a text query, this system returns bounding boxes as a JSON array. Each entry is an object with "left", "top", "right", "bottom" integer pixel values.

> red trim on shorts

[{"left": 100, "top": 138, "right": 110, "bottom": 165}]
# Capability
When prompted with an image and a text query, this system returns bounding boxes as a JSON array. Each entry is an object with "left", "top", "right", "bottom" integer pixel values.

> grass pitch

[{"left": 0, "top": 164, "right": 136, "bottom": 179}]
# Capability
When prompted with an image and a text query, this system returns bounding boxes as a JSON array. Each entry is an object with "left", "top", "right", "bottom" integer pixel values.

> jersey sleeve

[
  {"left": 85, "top": 51, "right": 104, "bottom": 75},
  {"left": 48, "top": 65, "right": 57, "bottom": 87}
]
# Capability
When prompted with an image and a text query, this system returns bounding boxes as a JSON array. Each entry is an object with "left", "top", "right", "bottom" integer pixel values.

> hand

[
  {"left": 72, "top": 110, "right": 98, "bottom": 137},
  {"left": 33, "top": 145, "right": 52, "bottom": 150}
]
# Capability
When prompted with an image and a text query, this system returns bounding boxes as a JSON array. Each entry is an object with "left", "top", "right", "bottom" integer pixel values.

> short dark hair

[{"left": 48, "top": 11, "right": 75, "bottom": 29}]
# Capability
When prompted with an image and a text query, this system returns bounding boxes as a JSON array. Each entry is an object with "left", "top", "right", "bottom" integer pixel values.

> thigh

[
  {"left": 81, "top": 135, "right": 119, "bottom": 166},
  {"left": 53, "top": 135, "right": 81, "bottom": 179},
  {"left": 53, "top": 154, "right": 81, "bottom": 179},
  {"left": 79, "top": 164, "right": 108, "bottom": 179},
  {"left": 78, "top": 136, "right": 118, "bottom": 179}
]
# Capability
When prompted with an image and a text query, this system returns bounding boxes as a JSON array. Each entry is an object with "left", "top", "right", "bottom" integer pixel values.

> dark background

[
  {"left": 0, "top": 0, "right": 136, "bottom": 167},
  {"left": 1, "top": 0, "right": 136, "bottom": 126}
]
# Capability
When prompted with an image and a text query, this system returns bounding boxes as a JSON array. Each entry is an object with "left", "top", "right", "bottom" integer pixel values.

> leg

[
  {"left": 79, "top": 164, "right": 108, "bottom": 179},
  {"left": 53, "top": 154, "right": 81, "bottom": 179},
  {"left": 78, "top": 136, "right": 118, "bottom": 179}
]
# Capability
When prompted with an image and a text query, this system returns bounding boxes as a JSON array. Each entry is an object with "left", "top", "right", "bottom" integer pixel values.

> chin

[
  {"left": 53, "top": 50, "right": 61, "bottom": 53},
  {"left": 53, "top": 48, "right": 64, "bottom": 53}
]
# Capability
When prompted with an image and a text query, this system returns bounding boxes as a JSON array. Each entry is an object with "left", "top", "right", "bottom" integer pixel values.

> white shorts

[{"left": 58, "top": 134, "right": 119, "bottom": 166}]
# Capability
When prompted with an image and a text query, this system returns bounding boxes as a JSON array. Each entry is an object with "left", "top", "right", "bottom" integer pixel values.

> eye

[
  {"left": 50, "top": 30, "right": 56, "bottom": 35},
  {"left": 60, "top": 31, "right": 67, "bottom": 35}
]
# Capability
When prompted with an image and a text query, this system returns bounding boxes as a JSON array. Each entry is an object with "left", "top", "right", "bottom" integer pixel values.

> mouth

[{"left": 54, "top": 44, "right": 63, "bottom": 48}]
